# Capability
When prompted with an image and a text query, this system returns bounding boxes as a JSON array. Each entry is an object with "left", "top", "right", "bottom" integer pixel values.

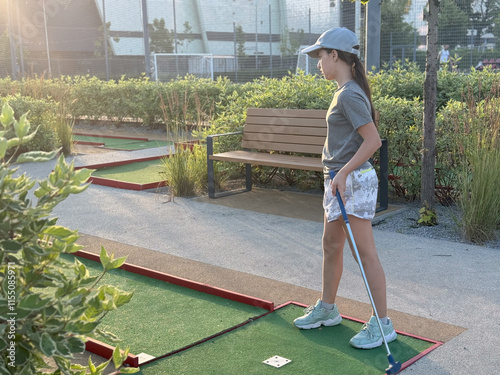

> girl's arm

[{"left": 330, "top": 122, "right": 381, "bottom": 201}]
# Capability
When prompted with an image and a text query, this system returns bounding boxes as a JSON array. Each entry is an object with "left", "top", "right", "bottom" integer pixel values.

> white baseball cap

[{"left": 301, "top": 27, "right": 360, "bottom": 58}]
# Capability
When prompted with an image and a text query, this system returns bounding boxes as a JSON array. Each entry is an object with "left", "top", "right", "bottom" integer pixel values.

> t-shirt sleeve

[{"left": 338, "top": 90, "right": 373, "bottom": 130}]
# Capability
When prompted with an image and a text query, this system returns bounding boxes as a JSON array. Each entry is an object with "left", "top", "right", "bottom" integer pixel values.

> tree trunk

[{"left": 421, "top": 0, "right": 440, "bottom": 210}]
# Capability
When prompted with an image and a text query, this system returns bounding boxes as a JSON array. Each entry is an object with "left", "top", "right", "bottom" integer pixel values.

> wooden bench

[{"left": 207, "top": 108, "right": 388, "bottom": 211}]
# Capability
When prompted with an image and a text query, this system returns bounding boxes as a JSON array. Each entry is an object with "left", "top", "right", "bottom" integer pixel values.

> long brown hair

[{"left": 325, "top": 49, "right": 376, "bottom": 122}]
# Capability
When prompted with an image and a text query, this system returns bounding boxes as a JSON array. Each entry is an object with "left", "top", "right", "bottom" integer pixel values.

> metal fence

[{"left": 1, "top": 0, "right": 499, "bottom": 82}]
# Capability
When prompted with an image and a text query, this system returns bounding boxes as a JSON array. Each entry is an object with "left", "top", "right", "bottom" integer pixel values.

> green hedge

[{"left": 1, "top": 68, "right": 499, "bottom": 199}]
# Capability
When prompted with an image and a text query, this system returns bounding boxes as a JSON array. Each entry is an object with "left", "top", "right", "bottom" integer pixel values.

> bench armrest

[
  {"left": 206, "top": 131, "right": 243, "bottom": 157},
  {"left": 207, "top": 131, "right": 243, "bottom": 139}
]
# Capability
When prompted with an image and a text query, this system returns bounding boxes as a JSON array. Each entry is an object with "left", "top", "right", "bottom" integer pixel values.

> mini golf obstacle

[
  {"left": 73, "top": 133, "right": 172, "bottom": 151},
  {"left": 75, "top": 156, "right": 168, "bottom": 191},
  {"left": 71, "top": 251, "right": 442, "bottom": 374},
  {"left": 73, "top": 134, "right": 200, "bottom": 191}
]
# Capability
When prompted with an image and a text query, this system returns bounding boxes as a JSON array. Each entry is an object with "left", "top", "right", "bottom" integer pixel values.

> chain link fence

[{"left": 0, "top": 0, "right": 499, "bottom": 81}]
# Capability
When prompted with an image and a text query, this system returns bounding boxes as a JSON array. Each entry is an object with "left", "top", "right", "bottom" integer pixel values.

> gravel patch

[{"left": 373, "top": 202, "right": 500, "bottom": 250}]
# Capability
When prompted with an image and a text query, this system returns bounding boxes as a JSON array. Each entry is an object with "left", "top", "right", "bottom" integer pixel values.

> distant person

[{"left": 439, "top": 45, "right": 450, "bottom": 65}]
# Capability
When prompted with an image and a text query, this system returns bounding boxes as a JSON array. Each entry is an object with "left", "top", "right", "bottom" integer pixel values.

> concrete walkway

[{"left": 15, "top": 151, "right": 500, "bottom": 375}]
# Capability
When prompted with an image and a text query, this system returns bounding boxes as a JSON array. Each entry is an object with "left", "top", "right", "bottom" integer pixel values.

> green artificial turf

[
  {"left": 74, "top": 135, "right": 172, "bottom": 150},
  {"left": 138, "top": 304, "right": 435, "bottom": 374},
  {"left": 91, "top": 159, "right": 165, "bottom": 184},
  {"left": 62, "top": 255, "right": 267, "bottom": 358}
]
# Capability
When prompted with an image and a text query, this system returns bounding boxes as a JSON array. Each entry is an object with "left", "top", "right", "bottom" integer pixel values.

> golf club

[{"left": 329, "top": 170, "right": 401, "bottom": 375}]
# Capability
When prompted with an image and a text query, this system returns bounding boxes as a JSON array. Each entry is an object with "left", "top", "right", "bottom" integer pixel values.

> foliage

[
  {"left": 235, "top": 25, "right": 246, "bottom": 57},
  {"left": 438, "top": 0, "right": 469, "bottom": 48},
  {"left": 149, "top": 18, "right": 174, "bottom": 54},
  {"left": 159, "top": 143, "right": 222, "bottom": 197},
  {"left": 380, "top": 0, "right": 418, "bottom": 64},
  {"left": 0, "top": 103, "right": 137, "bottom": 374},
  {"left": 1, "top": 95, "right": 59, "bottom": 155},
  {"left": 94, "top": 22, "right": 120, "bottom": 57},
  {"left": 177, "top": 21, "right": 195, "bottom": 53},
  {"left": 459, "top": 148, "right": 500, "bottom": 243},
  {"left": 446, "top": 86, "right": 500, "bottom": 243},
  {"left": 418, "top": 205, "right": 438, "bottom": 226},
  {"left": 369, "top": 61, "right": 425, "bottom": 102},
  {"left": 279, "top": 26, "right": 306, "bottom": 56},
  {"left": 374, "top": 96, "right": 424, "bottom": 200}
]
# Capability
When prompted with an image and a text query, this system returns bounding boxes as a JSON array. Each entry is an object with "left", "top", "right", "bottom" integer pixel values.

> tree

[
  {"left": 235, "top": 25, "right": 246, "bottom": 57},
  {"left": 362, "top": 0, "right": 441, "bottom": 215},
  {"left": 493, "top": 13, "right": 500, "bottom": 39},
  {"left": 279, "top": 26, "right": 305, "bottom": 56},
  {"left": 94, "top": 22, "right": 120, "bottom": 57},
  {"left": 421, "top": 0, "right": 440, "bottom": 213},
  {"left": 177, "top": 21, "right": 194, "bottom": 53},
  {"left": 149, "top": 18, "right": 174, "bottom": 54},
  {"left": 473, "top": 0, "right": 500, "bottom": 34},
  {"left": 438, "top": 0, "right": 469, "bottom": 48},
  {"left": 381, "top": 0, "right": 417, "bottom": 63}
]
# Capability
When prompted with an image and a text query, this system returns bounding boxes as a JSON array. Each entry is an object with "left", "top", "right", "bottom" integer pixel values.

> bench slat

[
  {"left": 209, "top": 150, "right": 324, "bottom": 171},
  {"left": 241, "top": 140, "right": 323, "bottom": 154},
  {"left": 247, "top": 108, "right": 327, "bottom": 119},
  {"left": 245, "top": 116, "right": 327, "bottom": 127},
  {"left": 244, "top": 124, "right": 326, "bottom": 136},
  {"left": 243, "top": 133, "right": 325, "bottom": 146}
]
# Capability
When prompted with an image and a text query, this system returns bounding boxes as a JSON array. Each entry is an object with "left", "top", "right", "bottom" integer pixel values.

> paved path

[{"left": 15, "top": 152, "right": 500, "bottom": 375}]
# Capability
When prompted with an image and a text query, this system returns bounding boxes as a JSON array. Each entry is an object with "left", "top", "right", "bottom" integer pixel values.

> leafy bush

[
  {"left": 0, "top": 103, "right": 138, "bottom": 374},
  {"left": 159, "top": 143, "right": 226, "bottom": 197},
  {"left": 459, "top": 148, "right": 500, "bottom": 243},
  {"left": 1, "top": 95, "right": 59, "bottom": 155},
  {"left": 442, "top": 87, "right": 500, "bottom": 243},
  {"left": 374, "top": 96, "right": 424, "bottom": 200}
]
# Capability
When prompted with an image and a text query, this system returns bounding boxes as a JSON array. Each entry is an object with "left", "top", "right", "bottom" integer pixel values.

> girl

[{"left": 293, "top": 27, "right": 397, "bottom": 350}]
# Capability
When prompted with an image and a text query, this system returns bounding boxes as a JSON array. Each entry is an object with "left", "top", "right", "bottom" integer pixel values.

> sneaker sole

[
  {"left": 294, "top": 316, "right": 342, "bottom": 330},
  {"left": 350, "top": 330, "right": 398, "bottom": 349}
]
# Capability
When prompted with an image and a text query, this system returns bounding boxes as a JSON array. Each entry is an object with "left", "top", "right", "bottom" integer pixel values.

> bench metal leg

[
  {"left": 377, "top": 139, "right": 389, "bottom": 212},
  {"left": 245, "top": 163, "right": 252, "bottom": 191},
  {"left": 207, "top": 136, "right": 216, "bottom": 198}
]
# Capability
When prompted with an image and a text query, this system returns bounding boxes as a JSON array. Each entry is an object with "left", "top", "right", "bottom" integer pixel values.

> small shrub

[
  {"left": 459, "top": 148, "right": 500, "bottom": 243},
  {"left": 0, "top": 103, "right": 138, "bottom": 374},
  {"left": 375, "top": 96, "right": 424, "bottom": 200}
]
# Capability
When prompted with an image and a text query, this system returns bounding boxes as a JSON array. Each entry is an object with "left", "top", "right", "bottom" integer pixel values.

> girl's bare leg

[{"left": 321, "top": 215, "right": 346, "bottom": 304}]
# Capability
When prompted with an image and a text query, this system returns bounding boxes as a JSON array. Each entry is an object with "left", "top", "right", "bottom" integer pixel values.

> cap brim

[{"left": 301, "top": 44, "right": 322, "bottom": 58}]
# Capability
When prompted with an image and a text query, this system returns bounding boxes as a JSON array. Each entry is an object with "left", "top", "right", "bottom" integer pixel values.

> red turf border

[
  {"left": 72, "top": 250, "right": 440, "bottom": 371},
  {"left": 74, "top": 155, "right": 168, "bottom": 191},
  {"left": 72, "top": 250, "right": 274, "bottom": 367},
  {"left": 73, "top": 132, "right": 150, "bottom": 141},
  {"left": 279, "top": 301, "right": 443, "bottom": 374}
]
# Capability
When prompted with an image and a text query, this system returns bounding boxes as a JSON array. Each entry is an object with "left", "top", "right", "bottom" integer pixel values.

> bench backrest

[
  {"left": 242, "top": 108, "right": 327, "bottom": 154},
  {"left": 242, "top": 108, "right": 380, "bottom": 155}
]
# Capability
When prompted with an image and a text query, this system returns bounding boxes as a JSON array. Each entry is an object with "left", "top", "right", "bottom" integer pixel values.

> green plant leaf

[
  {"left": 0, "top": 240, "right": 22, "bottom": 253},
  {"left": 0, "top": 103, "right": 14, "bottom": 128},
  {"left": 0, "top": 137, "right": 7, "bottom": 159},
  {"left": 40, "top": 332, "right": 57, "bottom": 356},
  {"left": 119, "top": 367, "right": 140, "bottom": 374},
  {"left": 112, "top": 344, "right": 122, "bottom": 369},
  {"left": 16, "top": 148, "right": 61, "bottom": 164},
  {"left": 17, "top": 294, "right": 51, "bottom": 310},
  {"left": 14, "top": 113, "right": 30, "bottom": 139}
]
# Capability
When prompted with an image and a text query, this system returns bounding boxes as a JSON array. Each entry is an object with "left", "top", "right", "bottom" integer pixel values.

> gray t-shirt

[{"left": 322, "top": 80, "right": 373, "bottom": 175}]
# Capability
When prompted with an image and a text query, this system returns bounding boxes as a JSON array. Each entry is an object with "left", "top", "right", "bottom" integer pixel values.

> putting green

[
  {"left": 74, "top": 135, "right": 172, "bottom": 151},
  {"left": 62, "top": 255, "right": 268, "bottom": 358},
  {"left": 138, "top": 304, "right": 435, "bottom": 374},
  {"left": 91, "top": 159, "right": 165, "bottom": 184}
]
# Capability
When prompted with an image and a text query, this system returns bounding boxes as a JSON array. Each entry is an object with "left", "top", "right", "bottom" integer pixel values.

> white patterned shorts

[{"left": 324, "top": 166, "right": 378, "bottom": 222}]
